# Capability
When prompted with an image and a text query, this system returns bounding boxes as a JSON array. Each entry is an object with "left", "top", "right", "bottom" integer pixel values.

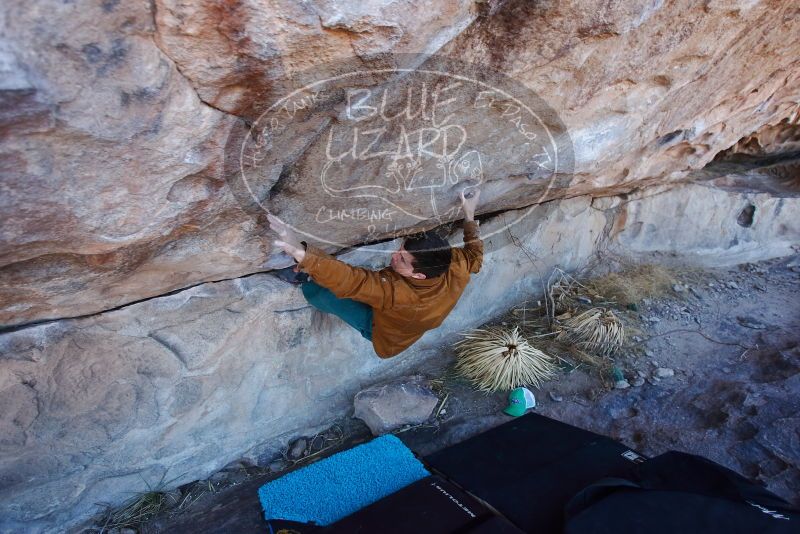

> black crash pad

[
  {"left": 323, "top": 475, "right": 523, "bottom": 533},
  {"left": 425, "top": 413, "right": 645, "bottom": 533},
  {"left": 264, "top": 475, "right": 524, "bottom": 534}
]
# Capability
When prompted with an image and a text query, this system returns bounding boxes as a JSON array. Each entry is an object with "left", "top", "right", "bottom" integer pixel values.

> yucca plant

[
  {"left": 454, "top": 326, "right": 557, "bottom": 392},
  {"left": 557, "top": 307, "right": 624, "bottom": 356}
]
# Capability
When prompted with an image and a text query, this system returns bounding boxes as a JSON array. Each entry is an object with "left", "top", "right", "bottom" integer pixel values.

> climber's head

[{"left": 390, "top": 232, "right": 452, "bottom": 280}]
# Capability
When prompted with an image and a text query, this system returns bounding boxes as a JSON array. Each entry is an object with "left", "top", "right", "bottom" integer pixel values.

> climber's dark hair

[{"left": 403, "top": 232, "right": 452, "bottom": 279}]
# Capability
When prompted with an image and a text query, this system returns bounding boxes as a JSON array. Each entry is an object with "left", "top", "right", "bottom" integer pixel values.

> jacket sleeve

[
  {"left": 297, "top": 244, "right": 395, "bottom": 310},
  {"left": 459, "top": 220, "right": 483, "bottom": 274}
]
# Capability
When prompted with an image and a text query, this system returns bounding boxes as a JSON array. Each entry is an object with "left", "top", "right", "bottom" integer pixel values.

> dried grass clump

[
  {"left": 587, "top": 264, "right": 676, "bottom": 306},
  {"left": 557, "top": 307, "right": 624, "bottom": 356},
  {"left": 454, "top": 326, "right": 557, "bottom": 392},
  {"left": 98, "top": 490, "right": 173, "bottom": 531}
]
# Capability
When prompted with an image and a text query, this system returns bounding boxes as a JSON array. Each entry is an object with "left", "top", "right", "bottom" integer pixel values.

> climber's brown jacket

[{"left": 297, "top": 221, "right": 483, "bottom": 358}]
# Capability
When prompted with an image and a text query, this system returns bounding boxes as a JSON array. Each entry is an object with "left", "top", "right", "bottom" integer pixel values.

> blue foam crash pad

[{"left": 258, "top": 434, "right": 430, "bottom": 526}]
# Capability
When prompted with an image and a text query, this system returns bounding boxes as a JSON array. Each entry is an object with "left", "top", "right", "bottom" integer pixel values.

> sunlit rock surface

[{"left": 2, "top": 0, "right": 799, "bottom": 325}]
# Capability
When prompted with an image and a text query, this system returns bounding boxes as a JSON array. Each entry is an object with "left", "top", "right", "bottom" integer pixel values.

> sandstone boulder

[
  {"left": 354, "top": 375, "right": 440, "bottom": 435},
  {"left": 2, "top": 0, "right": 799, "bottom": 327}
]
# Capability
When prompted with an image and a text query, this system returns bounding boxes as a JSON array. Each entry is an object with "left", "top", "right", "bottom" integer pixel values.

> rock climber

[{"left": 268, "top": 189, "right": 483, "bottom": 358}]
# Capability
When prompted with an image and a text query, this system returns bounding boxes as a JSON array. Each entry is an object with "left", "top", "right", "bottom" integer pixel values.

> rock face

[
  {"left": 354, "top": 375, "right": 440, "bottom": 435},
  {"left": 442, "top": 0, "right": 800, "bottom": 185},
  {"left": 2, "top": 0, "right": 800, "bottom": 531},
  {"left": 602, "top": 179, "right": 800, "bottom": 265},
  {"left": 2, "top": 0, "right": 799, "bottom": 326},
  {"left": 719, "top": 113, "right": 800, "bottom": 159},
  {"left": 153, "top": 0, "right": 479, "bottom": 119},
  {"left": 0, "top": 0, "right": 247, "bottom": 326}
]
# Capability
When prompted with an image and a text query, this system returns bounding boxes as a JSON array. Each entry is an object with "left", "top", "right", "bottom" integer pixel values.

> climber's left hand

[{"left": 268, "top": 213, "right": 306, "bottom": 263}]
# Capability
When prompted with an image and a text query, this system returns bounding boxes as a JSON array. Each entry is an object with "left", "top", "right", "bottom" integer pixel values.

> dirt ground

[
  {"left": 408, "top": 253, "right": 800, "bottom": 504},
  {"left": 127, "top": 254, "right": 799, "bottom": 533}
]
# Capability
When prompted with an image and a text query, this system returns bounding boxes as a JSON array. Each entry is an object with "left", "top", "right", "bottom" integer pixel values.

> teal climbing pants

[{"left": 301, "top": 281, "right": 373, "bottom": 341}]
